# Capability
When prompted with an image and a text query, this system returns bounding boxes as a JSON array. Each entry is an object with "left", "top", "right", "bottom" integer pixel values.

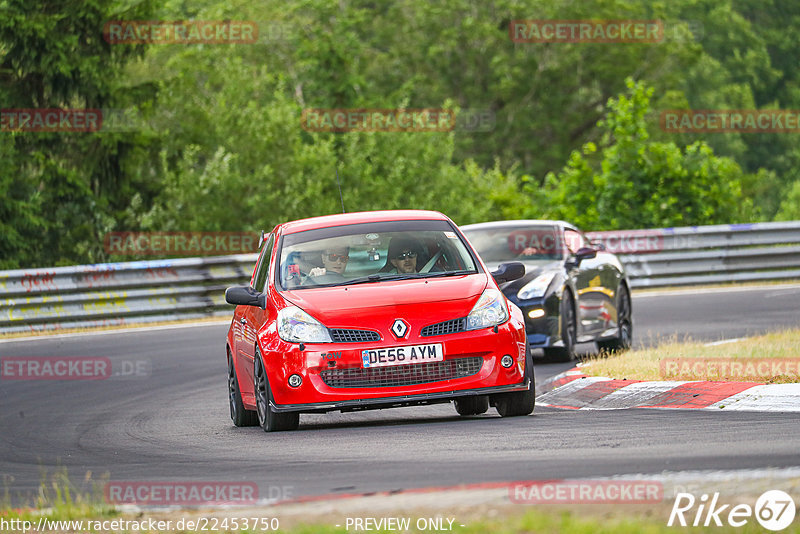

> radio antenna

[{"left": 335, "top": 167, "right": 346, "bottom": 213}]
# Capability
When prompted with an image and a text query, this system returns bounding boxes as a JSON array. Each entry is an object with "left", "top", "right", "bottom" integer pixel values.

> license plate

[{"left": 361, "top": 343, "right": 444, "bottom": 368}]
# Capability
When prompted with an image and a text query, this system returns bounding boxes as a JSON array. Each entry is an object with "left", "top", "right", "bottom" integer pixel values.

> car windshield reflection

[
  {"left": 278, "top": 221, "right": 479, "bottom": 290},
  {"left": 463, "top": 225, "right": 565, "bottom": 264}
]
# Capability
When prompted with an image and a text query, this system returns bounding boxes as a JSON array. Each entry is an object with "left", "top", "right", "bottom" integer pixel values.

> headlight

[
  {"left": 277, "top": 306, "right": 332, "bottom": 343},
  {"left": 517, "top": 272, "right": 557, "bottom": 300},
  {"left": 466, "top": 289, "right": 509, "bottom": 331}
]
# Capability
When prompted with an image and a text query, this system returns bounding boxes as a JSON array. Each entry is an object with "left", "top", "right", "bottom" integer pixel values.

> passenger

[{"left": 285, "top": 250, "right": 322, "bottom": 286}]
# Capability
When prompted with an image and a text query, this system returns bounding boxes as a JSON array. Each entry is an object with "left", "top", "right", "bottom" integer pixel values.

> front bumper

[
  {"left": 262, "top": 319, "right": 527, "bottom": 410},
  {"left": 507, "top": 294, "right": 560, "bottom": 348},
  {"left": 527, "top": 333, "right": 552, "bottom": 347},
  {"left": 270, "top": 380, "right": 531, "bottom": 413}
]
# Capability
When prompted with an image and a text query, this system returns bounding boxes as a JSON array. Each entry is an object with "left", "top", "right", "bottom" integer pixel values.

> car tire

[
  {"left": 494, "top": 345, "right": 535, "bottom": 417},
  {"left": 542, "top": 290, "right": 577, "bottom": 362},
  {"left": 597, "top": 283, "right": 632, "bottom": 354},
  {"left": 229, "top": 351, "right": 259, "bottom": 427},
  {"left": 454, "top": 395, "right": 489, "bottom": 416},
  {"left": 254, "top": 348, "right": 300, "bottom": 432}
]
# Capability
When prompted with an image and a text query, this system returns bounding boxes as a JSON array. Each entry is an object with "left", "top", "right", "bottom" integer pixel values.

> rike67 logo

[{"left": 669, "top": 490, "right": 796, "bottom": 531}]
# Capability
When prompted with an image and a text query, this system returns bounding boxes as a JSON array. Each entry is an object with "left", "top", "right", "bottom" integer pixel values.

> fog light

[
  {"left": 288, "top": 374, "right": 303, "bottom": 388},
  {"left": 501, "top": 354, "right": 514, "bottom": 368},
  {"left": 528, "top": 308, "right": 545, "bottom": 319}
]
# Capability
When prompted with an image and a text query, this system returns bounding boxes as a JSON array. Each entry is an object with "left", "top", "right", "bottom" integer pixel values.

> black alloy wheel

[
  {"left": 254, "top": 349, "right": 300, "bottom": 432},
  {"left": 597, "top": 284, "right": 633, "bottom": 353},
  {"left": 543, "top": 290, "right": 577, "bottom": 362},
  {"left": 229, "top": 352, "right": 258, "bottom": 427}
]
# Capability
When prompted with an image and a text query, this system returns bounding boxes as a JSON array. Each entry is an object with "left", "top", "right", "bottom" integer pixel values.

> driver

[
  {"left": 309, "top": 246, "right": 349, "bottom": 277},
  {"left": 384, "top": 236, "right": 423, "bottom": 274}
]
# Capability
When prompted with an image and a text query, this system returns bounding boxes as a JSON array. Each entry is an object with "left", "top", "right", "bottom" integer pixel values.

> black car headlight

[{"left": 517, "top": 272, "right": 557, "bottom": 300}]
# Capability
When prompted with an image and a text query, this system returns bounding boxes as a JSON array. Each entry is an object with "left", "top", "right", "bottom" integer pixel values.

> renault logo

[{"left": 391, "top": 319, "right": 409, "bottom": 339}]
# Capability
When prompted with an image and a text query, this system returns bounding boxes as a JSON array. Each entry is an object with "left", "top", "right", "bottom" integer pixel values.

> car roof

[
  {"left": 278, "top": 210, "right": 450, "bottom": 235},
  {"left": 461, "top": 219, "right": 576, "bottom": 232}
]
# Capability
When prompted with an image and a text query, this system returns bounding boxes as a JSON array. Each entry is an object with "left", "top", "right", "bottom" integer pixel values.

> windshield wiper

[
  {"left": 296, "top": 271, "right": 475, "bottom": 288},
  {"left": 336, "top": 273, "right": 419, "bottom": 286},
  {"left": 421, "top": 270, "right": 476, "bottom": 278},
  {"left": 339, "top": 271, "right": 475, "bottom": 285}
]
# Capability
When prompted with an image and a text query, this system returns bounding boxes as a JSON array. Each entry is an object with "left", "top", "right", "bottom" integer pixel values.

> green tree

[
  {"left": 136, "top": 51, "right": 526, "bottom": 235},
  {"left": 0, "top": 135, "right": 46, "bottom": 269},
  {"left": 540, "top": 79, "right": 753, "bottom": 230},
  {"left": 6, "top": 0, "right": 800, "bottom": 269},
  {"left": 0, "top": 0, "right": 155, "bottom": 267},
  {"left": 775, "top": 181, "right": 800, "bottom": 221}
]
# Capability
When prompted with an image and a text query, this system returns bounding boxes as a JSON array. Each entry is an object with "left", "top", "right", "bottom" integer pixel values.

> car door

[
  {"left": 236, "top": 234, "right": 274, "bottom": 400},
  {"left": 595, "top": 247, "right": 626, "bottom": 337},
  {"left": 563, "top": 227, "right": 605, "bottom": 337}
]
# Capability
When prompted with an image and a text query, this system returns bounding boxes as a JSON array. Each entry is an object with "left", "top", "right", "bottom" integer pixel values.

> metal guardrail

[
  {"left": 0, "top": 255, "right": 257, "bottom": 334},
  {"left": 586, "top": 221, "right": 800, "bottom": 288},
  {"left": 2, "top": 221, "right": 800, "bottom": 334}
]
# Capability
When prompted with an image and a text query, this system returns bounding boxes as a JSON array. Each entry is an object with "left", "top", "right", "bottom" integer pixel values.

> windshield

[
  {"left": 278, "top": 220, "right": 479, "bottom": 290},
  {"left": 463, "top": 225, "right": 565, "bottom": 264}
]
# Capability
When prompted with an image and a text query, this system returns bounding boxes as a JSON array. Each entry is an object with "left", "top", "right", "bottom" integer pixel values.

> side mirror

[
  {"left": 491, "top": 262, "right": 526, "bottom": 284},
  {"left": 589, "top": 239, "right": 606, "bottom": 251},
  {"left": 566, "top": 247, "right": 597, "bottom": 268},
  {"left": 225, "top": 285, "right": 266, "bottom": 309}
]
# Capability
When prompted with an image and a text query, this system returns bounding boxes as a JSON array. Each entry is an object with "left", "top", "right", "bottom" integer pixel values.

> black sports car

[{"left": 461, "top": 220, "right": 632, "bottom": 361}]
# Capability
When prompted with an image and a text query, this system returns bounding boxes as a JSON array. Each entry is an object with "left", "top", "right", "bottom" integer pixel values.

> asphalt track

[{"left": 1, "top": 285, "right": 799, "bottom": 503}]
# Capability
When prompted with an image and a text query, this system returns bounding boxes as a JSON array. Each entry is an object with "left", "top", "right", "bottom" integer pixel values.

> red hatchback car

[{"left": 225, "top": 210, "right": 533, "bottom": 431}]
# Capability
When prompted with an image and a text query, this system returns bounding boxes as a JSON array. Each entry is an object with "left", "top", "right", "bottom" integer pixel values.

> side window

[
  {"left": 563, "top": 229, "right": 588, "bottom": 254},
  {"left": 252, "top": 234, "right": 274, "bottom": 292}
]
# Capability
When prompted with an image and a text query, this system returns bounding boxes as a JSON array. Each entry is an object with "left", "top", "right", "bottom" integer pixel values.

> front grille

[
  {"left": 319, "top": 356, "right": 483, "bottom": 388},
  {"left": 329, "top": 328, "right": 381, "bottom": 343},
  {"left": 421, "top": 318, "right": 466, "bottom": 337}
]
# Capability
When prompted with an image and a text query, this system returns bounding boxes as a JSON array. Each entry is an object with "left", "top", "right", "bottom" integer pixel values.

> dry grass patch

[{"left": 581, "top": 329, "right": 800, "bottom": 383}]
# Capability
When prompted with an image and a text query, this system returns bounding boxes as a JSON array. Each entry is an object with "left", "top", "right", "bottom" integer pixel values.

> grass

[
  {"left": 1, "top": 469, "right": 116, "bottom": 523},
  {"left": 581, "top": 328, "right": 800, "bottom": 383},
  {"left": 4, "top": 472, "right": 799, "bottom": 533},
  {"left": 460, "top": 509, "right": 799, "bottom": 534},
  {"left": 3, "top": 501, "right": 798, "bottom": 533},
  {"left": 284, "top": 510, "right": 799, "bottom": 534}
]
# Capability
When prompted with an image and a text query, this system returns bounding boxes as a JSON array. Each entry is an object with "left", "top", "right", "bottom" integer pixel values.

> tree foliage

[
  {"left": 0, "top": 0, "right": 156, "bottom": 267},
  {"left": 3, "top": 0, "right": 800, "bottom": 267},
  {"left": 540, "top": 79, "right": 752, "bottom": 230}
]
